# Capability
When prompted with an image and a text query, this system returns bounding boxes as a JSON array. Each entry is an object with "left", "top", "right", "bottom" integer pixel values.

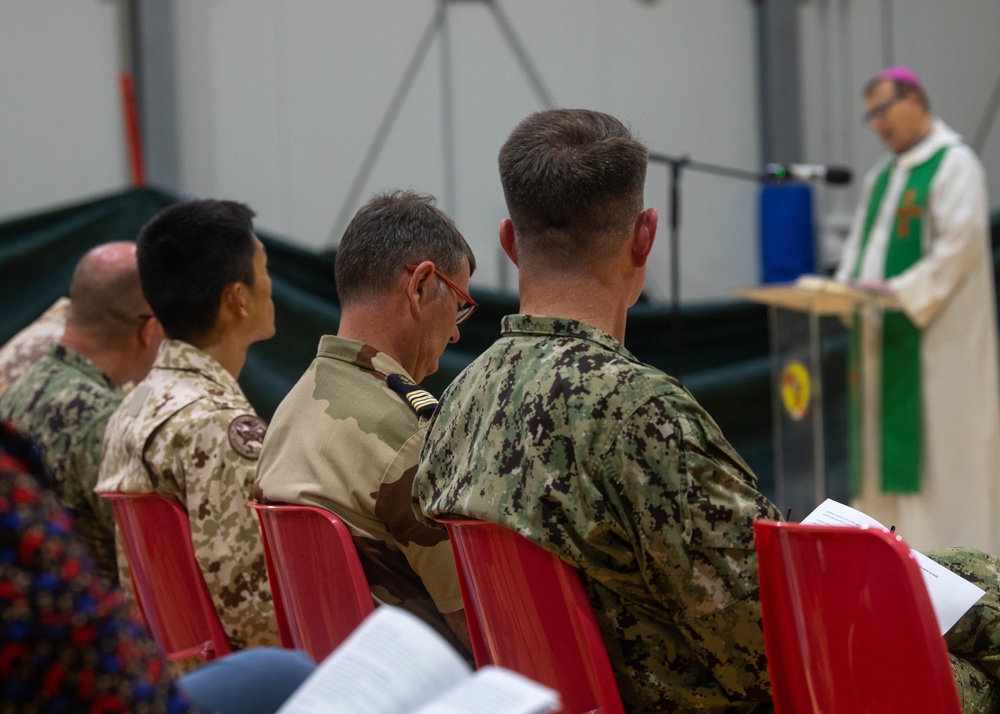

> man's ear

[
  {"left": 138, "top": 315, "right": 161, "bottom": 348},
  {"left": 222, "top": 281, "right": 249, "bottom": 321},
  {"left": 631, "top": 207, "right": 658, "bottom": 268},
  {"left": 406, "top": 261, "right": 436, "bottom": 316},
  {"left": 499, "top": 218, "right": 518, "bottom": 267}
]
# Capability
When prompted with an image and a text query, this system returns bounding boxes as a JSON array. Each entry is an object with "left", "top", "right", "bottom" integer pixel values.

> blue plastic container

[{"left": 760, "top": 183, "right": 815, "bottom": 283}]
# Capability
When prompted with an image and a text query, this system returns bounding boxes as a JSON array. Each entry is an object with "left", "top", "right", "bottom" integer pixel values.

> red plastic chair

[
  {"left": 440, "top": 518, "right": 625, "bottom": 714},
  {"left": 101, "top": 492, "right": 233, "bottom": 661},
  {"left": 249, "top": 502, "right": 374, "bottom": 662},
  {"left": 754, "top": 520, "right": 961, "bottom": 713}
]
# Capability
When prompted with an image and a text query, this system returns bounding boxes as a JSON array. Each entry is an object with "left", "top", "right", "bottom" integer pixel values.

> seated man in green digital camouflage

[{"left": 414, "top": 107, "right": 1000, "bottom": 713}]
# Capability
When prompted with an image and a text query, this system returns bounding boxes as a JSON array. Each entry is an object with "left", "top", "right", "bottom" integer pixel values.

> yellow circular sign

[{"left": 780, "top": 360, "right": 811, "bottom": 421}]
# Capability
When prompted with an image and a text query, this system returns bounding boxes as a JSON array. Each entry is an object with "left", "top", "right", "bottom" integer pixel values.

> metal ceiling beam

[
  {"left": 755, "top": 0, "right": 804, "bottom": 165},
  {"left": 128, "top": 0, "right": 180, "bottom": 191}
]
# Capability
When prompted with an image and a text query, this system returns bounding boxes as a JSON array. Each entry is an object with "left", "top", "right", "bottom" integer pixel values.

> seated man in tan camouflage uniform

[
  {"left": 0, "top": 298, "right": 71, "bottom": 398},
  {"left": 414, "top": 109, "right": 1000, "bottom": 713},
  {"left": 97, "top": 199, "right": 280, "bottom": 652},
  {"left": 0, "top": 244, "right": 162, "bottom": 582},
  {"left": 254, "top": 190, "right": 475, "bottom": 657}
]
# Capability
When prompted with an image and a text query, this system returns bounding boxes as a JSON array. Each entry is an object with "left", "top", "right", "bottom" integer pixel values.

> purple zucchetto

[{"left": 879, "top": 66, "right": 922, "bottom": 90}]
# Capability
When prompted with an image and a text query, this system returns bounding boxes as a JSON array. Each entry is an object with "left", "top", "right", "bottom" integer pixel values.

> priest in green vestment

[{"left": 835, "top": 66, "right": 1000, "bottom": 554}]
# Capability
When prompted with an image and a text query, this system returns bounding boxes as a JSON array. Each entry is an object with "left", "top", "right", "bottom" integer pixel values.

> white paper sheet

[
  {"left": 801, "top": 499, "right": 985, "bottom": 634},
  {"left": 276, "top": 607, "right": 560, "bottom": 714}
]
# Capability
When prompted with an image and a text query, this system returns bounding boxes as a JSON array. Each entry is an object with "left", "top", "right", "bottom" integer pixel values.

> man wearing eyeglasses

[
  {"left": 0, "top": 242, "right": 163, "bottom": 582},
  {"left": 254, "top": 190, "right": 476, "bottom": 658},
  {"left": 835, "top": 66, "right": 1000, "bottom": 555}
]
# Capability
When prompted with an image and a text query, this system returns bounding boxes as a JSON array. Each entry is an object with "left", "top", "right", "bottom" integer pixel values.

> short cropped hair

[
  {"left": 334, "top": 190, "right": 475, "bottom": 307},
  {"left": 498, "top": 109, "right": 648, "bottom": 264},
  {"left": 136, "top": 199, "right": 257, "bottom": 342}
]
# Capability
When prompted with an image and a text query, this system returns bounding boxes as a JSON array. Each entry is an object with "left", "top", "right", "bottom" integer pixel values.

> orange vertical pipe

[{"left": 119, "top": 72, "right": 146, "bottom": 186}]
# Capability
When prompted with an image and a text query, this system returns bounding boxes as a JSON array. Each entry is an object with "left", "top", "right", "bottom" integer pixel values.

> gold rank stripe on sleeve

[
  {"left": 385, "top": 374, "right": 438, "bottom": 418},
  {"left": 407, "top": 391, "right": 437, "bottom": 412}
]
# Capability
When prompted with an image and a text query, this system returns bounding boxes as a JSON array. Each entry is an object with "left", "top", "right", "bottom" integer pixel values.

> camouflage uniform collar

[
  {"left": 317, "top": 334, "right": 414, "bottom": 382},
  {"left": 151, "top": 339, "right": 242, "bottom": 393},
  {"left": 48, "top": 343, "right": 116, "bottom": 391},
  {"left": 501, "top": 314, "right": 636, "bottom": 361}
]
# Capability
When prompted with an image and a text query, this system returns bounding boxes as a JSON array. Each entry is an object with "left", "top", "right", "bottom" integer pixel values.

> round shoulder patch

[{"left": 227, "top": 414, "right": 267, "bottom": 460}]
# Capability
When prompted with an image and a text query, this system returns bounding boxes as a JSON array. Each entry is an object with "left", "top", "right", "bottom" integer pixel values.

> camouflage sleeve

[
  {"left": 68, "top": 403, "right": 118, "bottom": 579},
  {"left": 605, "top": 395, "right": 772, "bottom": 702},
  {"left": 931, "top": 546, "right": 1000, "bottom": 712},
  {"left": 175, "top": 410, "right": 280, "bottom": 650},
  {"left": 0, "top": 298, "right": 69, "bottom": 398},
  {"left": 379, "top": 428, "right": 464, "bottom": 614}
]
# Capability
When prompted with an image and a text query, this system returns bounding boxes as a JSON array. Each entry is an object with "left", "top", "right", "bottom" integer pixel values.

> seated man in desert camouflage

[
  {"left": 255, "top": 190, "right": 476, "bottom": 658},
  {"left": 97, "top": 199, "right": 280, "bottom": 651},
  {"left": 0, "top": 297, "right": 70, "bottom": 398}
]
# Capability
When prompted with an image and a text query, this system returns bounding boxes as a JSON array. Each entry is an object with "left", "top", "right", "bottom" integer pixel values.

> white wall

[
  {"left": 5, "top": 1, "right": 1000, "bottom": 301},
  {"left": 0, "top": 1, "right": 128, "bottom": 219},
  {"left": 170, "top": 0, "right": 761, "bottom": 302}
]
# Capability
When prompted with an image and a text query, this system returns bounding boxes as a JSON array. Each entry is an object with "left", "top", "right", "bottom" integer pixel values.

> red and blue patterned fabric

[{"left": 0, "top": 422, "right": 195, "bottom": 713}]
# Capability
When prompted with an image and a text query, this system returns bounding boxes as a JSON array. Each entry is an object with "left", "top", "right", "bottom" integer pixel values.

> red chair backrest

[
  {"left": 441, "top": 518, "right": 625, "bottom": 714},
  {"left": 102, "top": 492, "right": 232, "bottom": 661},
  {"left": 754, "top": 520, "right": 961, "bottom": 713},
  {"left": 249, "top": 503, "right": 374, "bottom": 662}
]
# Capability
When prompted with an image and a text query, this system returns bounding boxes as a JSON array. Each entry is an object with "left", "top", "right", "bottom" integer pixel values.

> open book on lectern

[
  {"left": 802, "top": 499, "right": 985, "bottom": 635},
  {"left": 794, "top": 274, "right": 901, "bottom": 307},
  {"left": 734, "top": 274, "right": 902, "bottom": 317},
  {"left": 275, "top": 606, "right": 561, "bottom": 714}
]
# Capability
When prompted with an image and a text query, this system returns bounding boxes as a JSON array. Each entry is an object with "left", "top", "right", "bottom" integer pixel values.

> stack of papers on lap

[
  {"left": 276, "top": 606, "right": 561, "bottom": 714},
  {"left": 802, "top": 499, "right": 985, "bottom": 635}
]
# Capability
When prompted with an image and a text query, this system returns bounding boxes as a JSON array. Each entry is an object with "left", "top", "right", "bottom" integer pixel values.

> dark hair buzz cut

[
  {"left": 136, "top": 199, "right": 257, "bottom": 342},
  {"left": 497, "top": 108, "right": 648, "bottom": 262}
]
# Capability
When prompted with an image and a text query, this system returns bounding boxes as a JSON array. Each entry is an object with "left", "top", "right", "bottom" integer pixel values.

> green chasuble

[{"left": 849, "top": 146, "right": 949, "bottom": 494}]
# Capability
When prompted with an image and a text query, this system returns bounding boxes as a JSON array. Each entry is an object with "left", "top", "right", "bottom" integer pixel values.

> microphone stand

[{"left": 645, "top": 153, "right": 765, "bottom": 379}]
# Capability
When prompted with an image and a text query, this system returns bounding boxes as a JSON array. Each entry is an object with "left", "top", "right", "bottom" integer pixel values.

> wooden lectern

[{"left": 736, "top": 277, "right": 900, "bottom": 516}]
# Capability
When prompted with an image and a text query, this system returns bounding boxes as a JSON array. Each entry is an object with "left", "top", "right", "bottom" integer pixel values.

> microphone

[{"left": 764, "top": 162, "right": 853, "bottom": 185}]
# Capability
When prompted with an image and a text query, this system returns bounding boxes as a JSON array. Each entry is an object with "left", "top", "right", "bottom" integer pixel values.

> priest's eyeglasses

[
  {"left": 863, "top": 91, "right": 907, "bottom": 123},
  {"left": 406, "top": 264, "right": 477, "bottom": 325}
]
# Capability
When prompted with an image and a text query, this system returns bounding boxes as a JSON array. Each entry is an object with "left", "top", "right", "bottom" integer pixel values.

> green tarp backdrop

[{"left": 3, "top": 187, "right": 999, "bottom": 506}]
